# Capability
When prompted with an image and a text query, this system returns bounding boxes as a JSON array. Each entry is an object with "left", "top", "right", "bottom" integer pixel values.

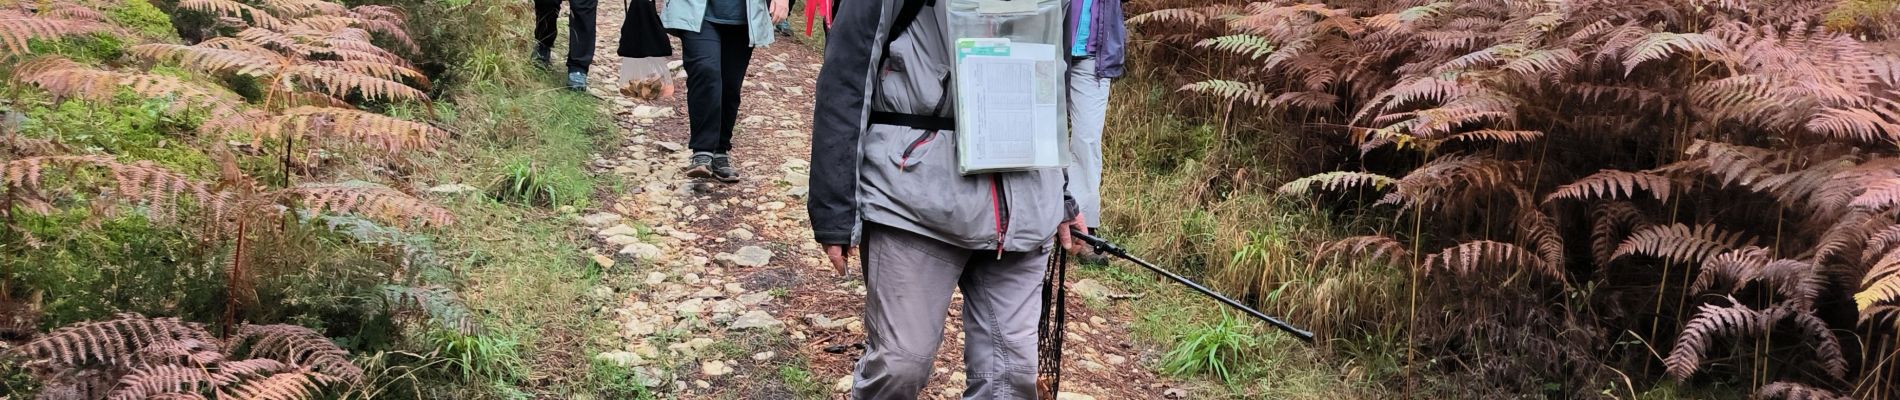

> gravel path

[{"left": 573, "top": 2, "right": 1175, "bottom": 397}]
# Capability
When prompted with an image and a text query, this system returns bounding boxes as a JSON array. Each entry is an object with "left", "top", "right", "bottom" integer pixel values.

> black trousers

[
  {"left": 674, "top": 21, "right": 753, "bottom": 154},
  {"left": 534, "top": 0, "right": 597, "bottom": 72}
]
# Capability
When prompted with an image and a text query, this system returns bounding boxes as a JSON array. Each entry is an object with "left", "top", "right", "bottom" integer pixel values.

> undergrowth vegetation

[
  {"left": 0, "top": 0, "right": 617, "bottom": 397},
  {"left": 1112, "top": 0, "right": 1900, "bottom": 397}
]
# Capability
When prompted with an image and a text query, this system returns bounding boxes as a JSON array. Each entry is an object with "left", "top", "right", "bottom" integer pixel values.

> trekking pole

[{"left": 1070, "top": 229, "right": 1316, "bottom": 343}]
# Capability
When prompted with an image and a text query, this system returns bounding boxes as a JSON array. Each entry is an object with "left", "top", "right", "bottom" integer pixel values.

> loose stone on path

[
  {"left": 717, "top": 246, "right": 773, "bottom": 267},
  {"left": 729, "top": 310, "right": 785, "bottom": 332}
]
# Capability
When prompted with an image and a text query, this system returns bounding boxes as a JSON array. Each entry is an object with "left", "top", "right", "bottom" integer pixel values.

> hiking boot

[
  {"left": 566, "top": 71, "right": 587, "bottom": 91},
  {"left": 531, "top": 47, "right": 552, "bottom": 69},
  {"left": 709, "top": 154, "right": 742, "bottom": 183},
  {"left": 685, "top": 153, "right": 717, "bottom": 180}
]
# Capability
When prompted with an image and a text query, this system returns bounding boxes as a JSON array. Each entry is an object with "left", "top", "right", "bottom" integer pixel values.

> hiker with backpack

[{"left": 807, "top": 0, "right": 1089, "bottom": 397}]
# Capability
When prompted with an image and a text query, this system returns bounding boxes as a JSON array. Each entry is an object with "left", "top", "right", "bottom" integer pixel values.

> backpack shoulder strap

[{"left": 879, "top": 0, "right": 933, "bottom": 68}]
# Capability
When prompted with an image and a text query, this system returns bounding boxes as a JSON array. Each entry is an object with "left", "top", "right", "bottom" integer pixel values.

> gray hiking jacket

[{"left": 808, "top": 0, "right": 1076, "bottom": 251}]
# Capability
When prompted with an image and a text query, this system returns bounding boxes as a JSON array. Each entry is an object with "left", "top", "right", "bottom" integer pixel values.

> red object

[{"left": 802, "top": 0, "right": 832, "bottom": 36}]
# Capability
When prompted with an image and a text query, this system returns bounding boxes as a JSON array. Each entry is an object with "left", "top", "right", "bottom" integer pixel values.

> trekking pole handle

[{"left": 1069, "top": 229, "right": 1317, "bottom": 343}]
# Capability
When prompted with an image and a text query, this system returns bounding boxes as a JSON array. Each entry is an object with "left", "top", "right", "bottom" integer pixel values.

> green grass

[
  {"left": 588, "top": 359, "right": 659, "bottom": 400},
  {"left": 394, "top": 41, "right": 615, "bottom": 395},
  {"left": 776, "top": 363, "right": 828, "bottom": 399},
  {"left": 1159, "top": 310, "right": 1260, "bottom": 382},
  {"left": 106, "top": 0, "right": 178, "bottom": 40}
]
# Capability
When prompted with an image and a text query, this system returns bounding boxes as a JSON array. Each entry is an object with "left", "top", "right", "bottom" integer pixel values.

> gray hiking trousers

[
  {"left": 853, "top": 223, "right": 1049, "bottom": 399},
  {"left": 1066, "top": 58, "right": 1110, "bottom": 228}
]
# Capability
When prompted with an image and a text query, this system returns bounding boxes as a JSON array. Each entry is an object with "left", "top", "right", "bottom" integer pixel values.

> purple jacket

[{"left": 1066, "top": 0, "right": 1126, "bottom": 78}]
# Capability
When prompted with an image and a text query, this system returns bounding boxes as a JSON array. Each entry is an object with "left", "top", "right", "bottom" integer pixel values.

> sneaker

[
  {"left": 709, "top": 154, "right": 742, "bottom": 183},
  {"left": 685, "top": 153, "right": 716, "bottom": 180},
  {"left": 566, "top": 71, "right": 587, "bottom": 91},
  {"left": 531, "top": 47, "right": 552, "bottom": 69}
]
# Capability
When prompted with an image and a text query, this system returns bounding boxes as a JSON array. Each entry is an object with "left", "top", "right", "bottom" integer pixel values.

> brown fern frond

[
  {"left": 32, "top": 4, "right": 108, "bottom": 22},
  {"left": 1621, "top": 32, "right": 1733, "bottom": 75},
  {"left": 1592, "top": 202, "right": 1652, "bottom": 266},
  {"left": 348, "top": 22, "right": 418, "bottom": 55},
  {"left": 1128, "top": 7, "right": 1225, "bottom": 27},
  {"left": 285, "top": 181, "right": 450, "bottom": 227},
  {"left": 177, "top": 0, "right": 286, "bottom": 30},
  {"left": 1812, "top": 209, "right": 1889, "bottom": 264},
  {"left": 3, "top": 156, "right": 232, "bottom": 222},
  {"left": 1544, "top": 169, "right": 1673, "bottom": 203},
  {"left": 1314, "top": 235, "right": 1412, "bottom": 268},
  {"left": 0, "top": 9, "right": 113, "bottom": 55},
  {"left": 1381, "top": 156, "right": 1521, "bottom": 209},
  {"left": 287, "top": 15, "right": 357, "bottom": 31},
  {"left": 1784, "top": 309, "right": 1848, "bottom": 380},
  {"left": 1423, "top": 240, "right": 1561, "bottom": 280},
  {"left": 347, "top": 5, "right": 407, "bottom": 24},
  {"left": 236, "top": 27, "right": 314, "bottom": 56},
  {"left": 1690, "top": 247, "right": 1823, "bottom": 308},
  {"left": 218, "top": 370, "right": 319, "bottom": 400},
  {"left": 1850, "top": 178, "right": 1900, "bottom": 211},
  {"left": 1276, "top": 171, "right": 1398, "bottom": 195},
  {"left": 1807, "top": 106, "right": 1900, "bottom": 143},
  {"left": 12, "top": 313, "right": 223, "bottom": 368},
  {"left": 224, "top": 324, "right": 362, "bottom": 385},
  {"left": 1687, "top": 74, "right": 1797, "bottom": 128},
  {"left": 1444, "top": 129, "right": 1542, "bottom": 145},
  {"left": 308, "top": 60, "right": 426, "bottom": 87},
  {"left": 285, "top": 63, "right": 427, "bottom": 102},
  {"left": 1867, "top": 224, "right": 1900, "bottom": 265},
  {"left": 107, "top": 364, "right": 227, "bottom": 400},
  {"left": 1683, "top": 140, "right": 1782, "bottom": 190},
  {"left": 197, "top": 36, "right": 291, "bottom": 59},
  {"left": 1813, "top": 158, "right": 1900, "bottom": 214},
  {"left": 217, "top": 358, "right": 294, "bottom": 379},
  {"left": 1666, "top": 301, "right": 1773, "bottom": 379},
  {"left": 1353, "top": 77, "right": 1472, "bottom": 124},
  {"left": 15, "top": 57, "right": 250, "bottom": 123},
  {"left": 1500, "top": 48, "right": 1580, "bottom": 79},
  {"left": 1517, "top": 207, "right": 1565, "bottom": 267},
  {"left": 11, "top": 56, "right": 117, "bottom": 98},
  {"left": 259, "top": 0, "right": 348, "bottom": 18},
  {"left": 258, "top": 106, "right": 447, "bottom": 153},
  {"left": 1756, "top": 381, "right": 1849, "bottom": 400},
  {"left": 1613, "top": 223, "right": 1752, "bottom": 265},
  {"left": 130, "top": 43, "right": 289, "bottom": 77}
]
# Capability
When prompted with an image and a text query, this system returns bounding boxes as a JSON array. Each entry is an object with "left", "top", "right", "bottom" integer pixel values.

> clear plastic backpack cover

[{"left": 948, "top": 0, "right": 1069, "bottom": 174}]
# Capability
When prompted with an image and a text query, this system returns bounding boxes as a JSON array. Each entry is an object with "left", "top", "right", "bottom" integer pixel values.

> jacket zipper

[
  {"left": 990, "top": 174, "right": 1008, "bottom": 259},
  {"left": 898, "top": 130, "right": 937, "bottom": 168}
]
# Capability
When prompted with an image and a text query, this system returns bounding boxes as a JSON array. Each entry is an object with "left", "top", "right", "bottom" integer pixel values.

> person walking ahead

[
  {"left": 807, "top": 0, "right": 1089, "bottom": 397},
  {"left": 533, "top": 0, "right": 598, "bottom": 90},
  {"left": 1066, "top": 0, "right": 1126, "bottom": 236},
  {"left": 664, "top": 0, "right": 788, "bottom": 182}
]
